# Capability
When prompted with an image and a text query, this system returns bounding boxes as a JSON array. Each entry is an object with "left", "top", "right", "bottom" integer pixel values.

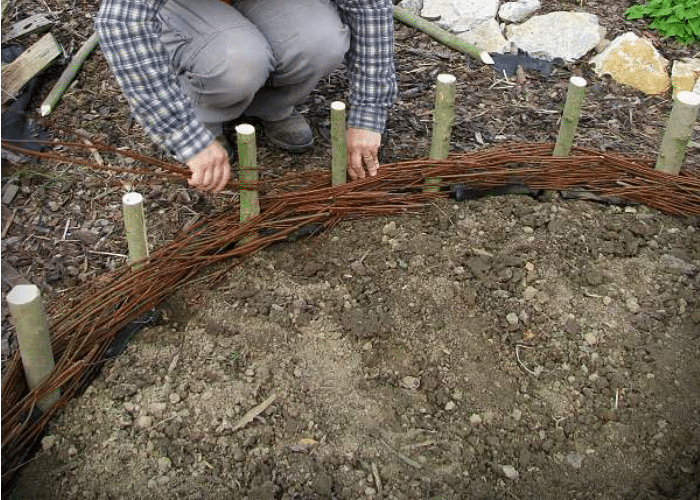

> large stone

[
  {"left": 671, "top": 58, "right": 700, "bottom": 96},
  {"left": 506, "top": 12, "right": 605, "bottom": 62},
  {"left": 590, "top": 32, "right": 670, "bottom": 95},
  {"left": 499, "top": 0, "right": 541, "bottom": 23},
  {"left": 457, "top": 18, "right": 509, "bottom": 53},
  {"left": 397, "top": 0, "right": 424, "bottom": 15},
  {"left": 422, "top": 0, "right": 499, "bottom": 32}
]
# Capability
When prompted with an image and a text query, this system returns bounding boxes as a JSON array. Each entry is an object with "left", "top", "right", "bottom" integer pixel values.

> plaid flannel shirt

[{"left": 95, "top": 0, "right": 397, "bottom": 163}]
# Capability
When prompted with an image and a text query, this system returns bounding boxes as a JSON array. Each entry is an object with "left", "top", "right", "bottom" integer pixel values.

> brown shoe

[{"left": 261, "top": 110, "right": 314, "bottom": 152}]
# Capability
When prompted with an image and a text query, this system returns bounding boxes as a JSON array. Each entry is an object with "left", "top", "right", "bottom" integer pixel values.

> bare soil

[{"left": 2, "top": 0, "right": 700, "bottom": 499}]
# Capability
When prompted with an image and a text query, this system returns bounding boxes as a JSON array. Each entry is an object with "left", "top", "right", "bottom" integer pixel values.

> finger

[
  {"left": 201, "top": 167, "right": 214, "bottom": 191},
  {"left": 368, "top": 156, "right": 379, "bottom": 177},
  {"left": 189, "top": 167, "right": 202, "bottom": 188},
  {"left": 351, "top": 151, "right": 366, "bottom": 179},
  {"left": 215, "top": 164, "right": 230, "bottom": 193},
  {"left": 363, "top": 153, "right": 378, "bottom": 177}
]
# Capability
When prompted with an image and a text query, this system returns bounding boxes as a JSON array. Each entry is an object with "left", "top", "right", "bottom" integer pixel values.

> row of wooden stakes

[{"left": 5, "top": 73, "right": 700, "bottom": 413}]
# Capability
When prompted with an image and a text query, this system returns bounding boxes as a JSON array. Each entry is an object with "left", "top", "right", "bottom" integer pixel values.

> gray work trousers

[{"left": 158, "top": 0, "right": 351, "bottom": 136}]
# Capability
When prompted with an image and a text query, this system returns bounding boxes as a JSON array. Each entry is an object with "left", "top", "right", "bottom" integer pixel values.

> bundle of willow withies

[{"left": 2, "top": 142, "right": 700, "bottom": 488}]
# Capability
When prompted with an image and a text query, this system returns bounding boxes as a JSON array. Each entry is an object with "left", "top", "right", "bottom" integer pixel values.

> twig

[
  {"left": 232, "top": 393, "right": 277, "bottom": 433},
  {"left": 515, "top": 344, "right": 538, "bottom": 376},
  {"left": 378, "top": 438, "right": 423, "bottom": 469},
  {"left": 1, "top": 208, "right": 17, "bottom": 238},
  {"left": 371, "top": 462, "right": 383, "bottom": 498}
]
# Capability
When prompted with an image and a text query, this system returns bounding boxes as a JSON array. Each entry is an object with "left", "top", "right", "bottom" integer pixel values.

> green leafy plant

[{"left": 625, "top": 0, "right": 700, "bottom": 45}]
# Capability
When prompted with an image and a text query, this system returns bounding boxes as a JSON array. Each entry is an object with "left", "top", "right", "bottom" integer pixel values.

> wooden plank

[
  {"left": 1, "top": 32, "right": 61, "bottom": 105},
  {"left": 2, "top": 14, "right": 54, "bottom": 43},
  {"left": 1, "top": 259, "right": 31, "bottom": 288}
]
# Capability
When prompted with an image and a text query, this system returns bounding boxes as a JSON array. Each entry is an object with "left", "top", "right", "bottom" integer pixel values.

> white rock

[
  {"left": 445, "top": 401, "right": 457, "bottom": 411},
  {"left": 501, "top": 464, "right": 519, "bottom": 480},
  {"left": 506, "top": 12, "right": 605, "bottom": 62},
  {"left": 499, "top": 0, "right": 541, "bottom": 23},
  {"left": 456, "top": 18, "right": 509, "bottom": 53},
  {"left": 590, "top": 32, "right": 670, "bottom": 95},
  {"left": 469, "top": 413, "right": 482, "bottom": 425},
  {"left": 398, "top": 0, "right": 423, "bottom": 15},
  {"left": 422, "top": 0, "right": 499, "bottom": 32},
  {"left": 671, "top": 58, "right": 700, "bottom": 96}
]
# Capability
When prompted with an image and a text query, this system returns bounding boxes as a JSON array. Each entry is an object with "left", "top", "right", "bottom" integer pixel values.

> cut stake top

[
  {"left": 7, "top": 284, "right": 40, "bottom": 305},
  {"left": 437, "top": 73, "right": 457, "bottom": 85},
  {"left": 677, "top": 90, "right": 700, "bottom": 107},
  {"left": 570, "top": 76, "right": 587, "bottom": 88},
  {"left": 236, "top": 123, "right": 256, "bottom": 136},
  {"left": 331, "top": 101, "right": 346, "bottom": 111},
  {"left": 122, "top": 192, "right": 143, "bottom": 206}
]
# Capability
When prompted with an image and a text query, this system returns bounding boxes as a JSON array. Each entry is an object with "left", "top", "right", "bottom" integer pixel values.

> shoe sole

[{"left": 266, "top": 134, "right": 314, "bottom": 153}]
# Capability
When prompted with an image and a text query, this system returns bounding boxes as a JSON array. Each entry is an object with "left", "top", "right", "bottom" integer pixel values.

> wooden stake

[
  {"left": 544, "top": 76, "right": 587, "bottom": 199},
  {"left": 122, "top": 192, "right": 149, "bottom": 265},
  {"left": 40, "top": 32, "right": 99, "bottom": 116},
  {"left": 553, "top": 76, "right": 587, "bottom": 157},
  {"left": 7, "top": 284, "right": 60, "bottom": 412},
  {"left": 655, "top": 91, "right": 700, "bottom": 175},
  {"left": 393, "top": 7, "right": 493, "bottom": 65},
  {"left": 237, "top": 124, "right": 259, "bottom": 223},
  {"left": 425, "top": 73, "right": 457, "bottom": 193},
  {"left": 331, "top": 101, "right": 347, "bottom": 186}
]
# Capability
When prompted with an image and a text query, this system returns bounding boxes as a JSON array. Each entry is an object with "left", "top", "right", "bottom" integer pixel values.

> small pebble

[
  {"left": 445, "top": 401, "right": 457, "bottom": 411},
  {"left": 157, "top": 456, "right": 172, "bottom": 473},
  {"left": 626, "top": 297, "right": 640, "bottom": 313},
  {"left": 42, "top": 435, "right": 58, "bottom": 451},
  {"left": 401, "top": 376, "right": 420, "bottom": 390},
  {"left": 501, "top": 465, "right": 519, "bottom": 480},
  {"left": 603, "top": 296, "right": 613, "bottom": 306},
  {"left": 523, "top": 286, "right": 537, "bottom": 300},
  {"left": 584, "top": 333, "right": 597, "bottom": 346},
  {"left": 469, "top": 414, "right": 482, "bottom": 426},
  {"left": 506, "top": 313, "right": 519, "bottom": 326},
  {"left": 169, "top": 393, "right": 181, "bottom": 404},
  {"left": 137, "top": 415, "right": 154, "bottom": 429}
]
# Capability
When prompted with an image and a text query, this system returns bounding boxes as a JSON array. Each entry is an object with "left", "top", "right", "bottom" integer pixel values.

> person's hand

[
  {"left": 186, "top": 139, "right": 231, "bottom": 193},
  {"left": 346, "top": 127, "right": 382, "bottom": 180}
]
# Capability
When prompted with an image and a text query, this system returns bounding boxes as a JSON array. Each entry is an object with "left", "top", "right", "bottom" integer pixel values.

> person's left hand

[{"left": 346, "top": 127, "right": 381, "bottom": 180}]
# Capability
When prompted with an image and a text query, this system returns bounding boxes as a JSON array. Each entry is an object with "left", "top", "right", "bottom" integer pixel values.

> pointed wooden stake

[
  {"left": 7, "top": 284, "right": 60, "bottom": 412},
  {"left": 122, "top": 192, "right": 149, "bottom": 266},
  {"left": 425, "top": 73, "right": 457, "bottom": 193},
  {"left": 331, "top": 101, "right": 347, "bottom": 186},
  {"left": 553, "top": 76, "right": 587, "bottom": 157},
  {"left": 655, "top": 91, "right": 700, "bottom": 175},
  {"left": 237, "top": 124, "right": 259, "bottom": 223}
]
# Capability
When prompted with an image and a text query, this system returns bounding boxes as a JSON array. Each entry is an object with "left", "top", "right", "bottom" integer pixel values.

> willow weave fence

[{"left": 1, "top": 141, "right": 699, "bottom": 487}]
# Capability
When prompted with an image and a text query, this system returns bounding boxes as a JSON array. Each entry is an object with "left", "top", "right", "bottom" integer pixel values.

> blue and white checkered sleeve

[
  {"left": 336, "top": 0, "right": 397, "bottom": 134},
  {"left": 95, "top": 0, "right": 213, "bottom": 163}
]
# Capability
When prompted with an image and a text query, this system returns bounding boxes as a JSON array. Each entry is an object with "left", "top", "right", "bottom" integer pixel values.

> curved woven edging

[{"left": 2, "top": 143, "right": 699, "bottom": 486}]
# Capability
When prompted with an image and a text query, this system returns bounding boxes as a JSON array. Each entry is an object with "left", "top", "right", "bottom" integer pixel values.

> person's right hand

[{"left": 186, "top": 139, "right": 231, "bottom": 193}]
